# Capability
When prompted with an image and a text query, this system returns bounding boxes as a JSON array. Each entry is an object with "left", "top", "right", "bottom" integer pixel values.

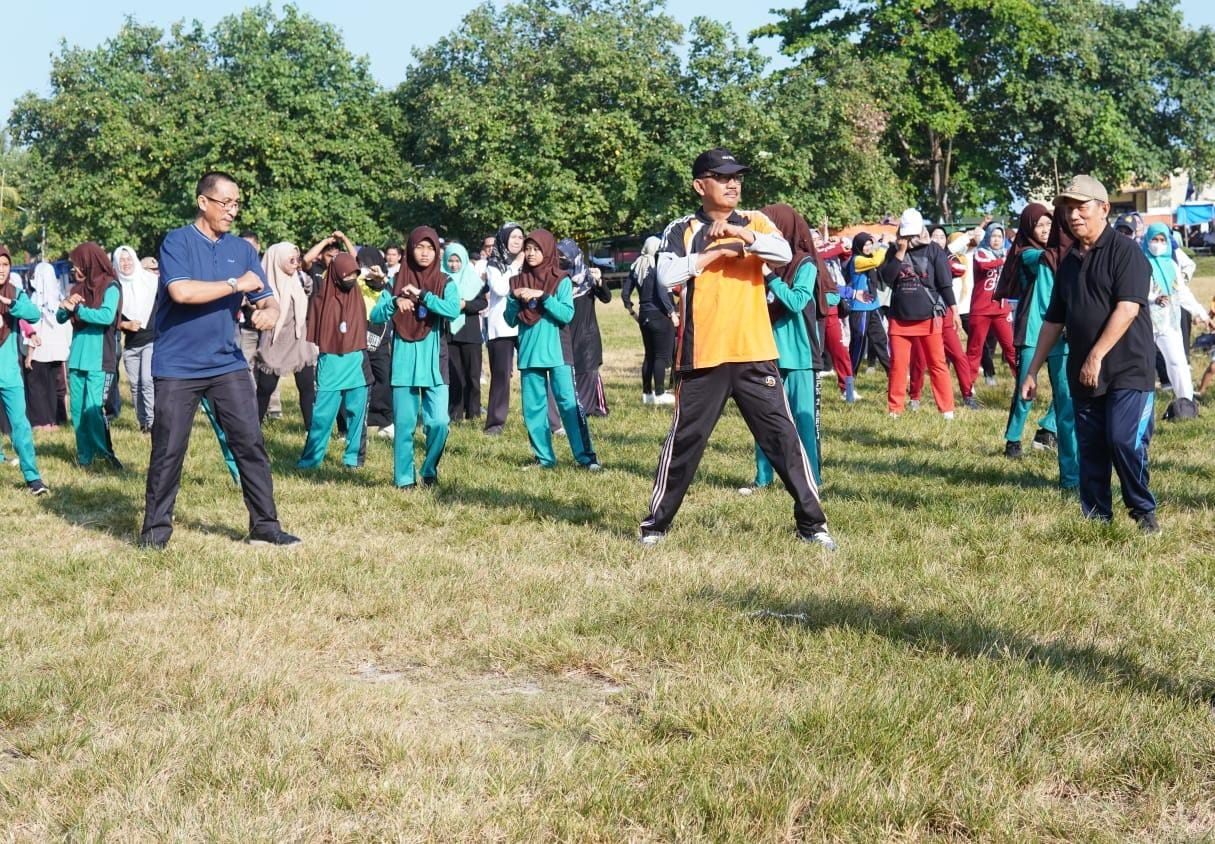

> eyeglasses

[
  {"left": 202, "top": 195, "right": 242, "bottom": 211},
  {"left": 697, "top": 173, "right": 744, "bottom": 185}
]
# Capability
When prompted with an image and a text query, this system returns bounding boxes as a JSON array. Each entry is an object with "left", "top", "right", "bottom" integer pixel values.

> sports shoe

[
  {"left": 963, "top": 394, "right": 982, "bottom": 410},
  {"left": 653, "top": 392, "right": 675, "bottom": 406},
  {"left": 484, "top": 425, "right": 504, "bottom": 436},
  {"left": 799, "top": 530, "right": 838, "bottom": 551},
  {"left": 639, "top": 529, "right": 665, "bottom": 546},
  {"left": 642, "top": 393, "right": 655, "bottom": 405},
  {"left": 909, "top": 399, "right": 921, "bottom": 411},
  {"left": 942, "top": 411, "right": 955, "bottom": 421},
  {"left": 421, "top": 474, "right": 438, "bottom": 487},
  {"left": 1032, "top": 428, "right": 1058, "bottom": 452},
  {"left": 1004, "top": 440, "right": 1023, "bottom": 459},
  {"left": 139, "top": 536, "right": 168, "bottom": 550},
  {"left": 737, "top": 485, "right": 755, "bottom": 496},
  {"left": 1136, "top": 513, "right": 1161, "bottom": 535},
  {"left": 583, "top": 462, "right": 603, "bottom": 472},
  {"left": 27, "top": 479, "right": 50, "bottom": 496},
  {"left": 985, "top": 375, "right": 998, "bottom": 386},
  {"left": 247, "top": 529, "right": 302, "bottom": 547},
  {"left": 377, "top": 424, "right": 395, "bottom": 439}
]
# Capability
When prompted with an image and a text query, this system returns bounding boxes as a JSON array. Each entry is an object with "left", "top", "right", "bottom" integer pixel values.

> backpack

[{"left": 1163, "top": 397, "right": 1198, "bottom": 421}]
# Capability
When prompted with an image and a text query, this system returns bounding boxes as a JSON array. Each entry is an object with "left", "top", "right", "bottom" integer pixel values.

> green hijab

[
  {"left": 1142, "top": 222, "right": 1176, "bottom": 296},
  {"left": 443, "top": 242, "right": 484, "bottom": 335}
]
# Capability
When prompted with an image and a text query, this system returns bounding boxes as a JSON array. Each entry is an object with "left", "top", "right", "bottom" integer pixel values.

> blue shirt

[{"left": 153, "top": 223, "right": 272, "bottom": 378}]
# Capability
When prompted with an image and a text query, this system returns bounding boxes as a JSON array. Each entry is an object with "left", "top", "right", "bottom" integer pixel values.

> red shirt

[{"left": 970, "top": 248, "right": 1010, "bottom": 316}]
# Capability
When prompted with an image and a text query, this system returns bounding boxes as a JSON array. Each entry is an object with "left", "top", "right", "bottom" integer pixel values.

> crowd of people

[{"left": 1, "top": 157, "right": 1212, "bottom": 547}]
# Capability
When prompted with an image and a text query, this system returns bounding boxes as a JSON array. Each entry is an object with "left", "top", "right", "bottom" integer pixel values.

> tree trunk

[{"left": 928, "top": 129, "right": 952, "bottom": 222}]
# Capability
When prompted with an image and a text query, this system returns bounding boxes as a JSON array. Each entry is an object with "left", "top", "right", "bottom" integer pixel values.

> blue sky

[{"left": 4, "top": 0, "right": 1215, "bottom": 128}]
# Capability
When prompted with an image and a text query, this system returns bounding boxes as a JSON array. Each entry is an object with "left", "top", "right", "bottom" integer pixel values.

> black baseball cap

[{"left": 692, "top": 148, "right": 750, "bottom": 179}]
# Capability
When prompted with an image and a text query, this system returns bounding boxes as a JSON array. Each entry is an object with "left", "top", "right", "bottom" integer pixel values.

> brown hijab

[
  {"left": 0, "top": 246, "right": 15, "bottom": 347},
  {"left": 760, "top": 203, "right": 831, "bottom": 318},
  {"left": 307, "top": 252, "right": 367, "bottom": 355},
  {"left": 511, "top": 229, "right": 565, "bottom": 326},
  {"left": 995, "top": 202, "right": 1052, "bottom": 301},
  {"left": 68, "top": 242, "right": 121, "bottom": 329},
  {"left": 1041, "top": 204, "right": 1077, "bottom": 274},
  {"left": 393, "top": 227, "right": 448, "bottom": 341}
]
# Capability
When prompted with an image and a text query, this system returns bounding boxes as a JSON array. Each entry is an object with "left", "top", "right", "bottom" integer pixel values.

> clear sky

[{"left": 4, "top": 0, "right": 1215, "bottom": 129}]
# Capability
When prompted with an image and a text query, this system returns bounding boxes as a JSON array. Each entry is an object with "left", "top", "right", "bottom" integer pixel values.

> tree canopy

[{"left": 3, "top": 0, "right": 1214, "bottom": 256}]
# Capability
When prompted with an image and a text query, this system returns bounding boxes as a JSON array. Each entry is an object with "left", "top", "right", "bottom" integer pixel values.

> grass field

[{"left": 2, "top": 297, "right": 1214, "bottom": 840}]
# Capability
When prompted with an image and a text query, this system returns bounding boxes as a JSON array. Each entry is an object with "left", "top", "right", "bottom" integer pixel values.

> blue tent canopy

[{"left": 1175, "top": 202, "right": 1215, "bottom": 225}]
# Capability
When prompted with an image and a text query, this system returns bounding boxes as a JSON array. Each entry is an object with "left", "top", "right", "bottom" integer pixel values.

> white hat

[{"left": 897, "top": 208, "right": 924, "bottom": 237}]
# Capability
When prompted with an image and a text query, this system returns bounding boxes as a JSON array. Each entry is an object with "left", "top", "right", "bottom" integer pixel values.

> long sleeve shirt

[
  {"left": 505, "top": 276, "right": 574, "bottom": 369},
  {"left": 58, "top": 284, "right": 121, "bottom": 372},
  {"left": 1, "top": 291, "right": 40, "bottom": 389},
  {"left": 767, "top": 261, "right": 816, "bottom": 371},
  {"left": 370, "top": 281, "right": 461, "bottom": 387}
]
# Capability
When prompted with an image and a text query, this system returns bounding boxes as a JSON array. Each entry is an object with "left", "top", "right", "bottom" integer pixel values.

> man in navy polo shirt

[
  {"left": 140, "top": 171, "right": 300, "bottom": 549},
  {"left": 1020, "top": 175, "right": 1159, "bottom": 534}
]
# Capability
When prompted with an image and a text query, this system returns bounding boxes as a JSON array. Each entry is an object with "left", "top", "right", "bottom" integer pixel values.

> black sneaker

[
  {"left": 963, "top": 394, "right": 982, "bottom": 410},
  {"left": 27, "top": 479, "right": 50, "bottom": 496},
  {"left": 1004, "top": 440, "right": 1023, "bottom": 459},
  {"left": 247, "top": 529, "right": 302, "bottom": 547},
  {"left": 1136, "top": 513, "right": 1162, "bottom": 536},
  {"left": 1032, "top": 429, "right": 1058, "bottom": 452}
]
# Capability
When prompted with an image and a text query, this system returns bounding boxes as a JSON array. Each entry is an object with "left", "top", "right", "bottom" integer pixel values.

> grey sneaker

[
  {"left": 1136, "top": 513, "right": 1161, "bottom": 536},
  {"left": 909, "top": 399, "right": 922, "bottom": 411},
  {"left": 27, "top": 479, "right": 50, "bottom": 496}
]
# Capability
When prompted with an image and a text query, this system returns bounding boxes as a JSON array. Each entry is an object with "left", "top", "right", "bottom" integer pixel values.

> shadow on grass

[
  {"left": 843, "top": 455, "right": 1058, "bottom": 491},
  {"left": 698, "top": 587, "right": 1215, "bottom": 707},
  {"left": 39, "top": 480, "right": 141, "bottom": 540},
  {"left": 433, "top": 480, "right": 625, "bottom": 535}
]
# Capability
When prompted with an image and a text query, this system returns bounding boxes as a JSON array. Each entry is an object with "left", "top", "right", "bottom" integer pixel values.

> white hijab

[{"left": 113, "top": 245, "right": 158, "bottom": 328}]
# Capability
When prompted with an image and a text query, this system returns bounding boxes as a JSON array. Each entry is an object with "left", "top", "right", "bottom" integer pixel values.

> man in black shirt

[{"left": 1020, "top": 175, "right": 1159, "bottom": 533}]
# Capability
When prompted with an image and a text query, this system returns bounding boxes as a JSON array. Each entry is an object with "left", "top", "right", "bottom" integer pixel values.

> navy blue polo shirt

[{"left": 152, "top": 223, "right": 273, "bottom": 378}]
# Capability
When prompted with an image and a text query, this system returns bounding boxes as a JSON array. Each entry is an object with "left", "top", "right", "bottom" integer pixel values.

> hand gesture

[
  {"left": 237, "top": 272, "right": 264, "bottom": 294},
  {"left": 250, "top": 308, "right": 277, "bottom": 331},
  {"left": 1020, "top": 373, "right": 1037, "bottom": 401},
  {"left": 1079, "top": 351, "right": 1103, "bottom": 389},
  {"left": 396, "top": 297, "right": 415, "bottom": 313}
]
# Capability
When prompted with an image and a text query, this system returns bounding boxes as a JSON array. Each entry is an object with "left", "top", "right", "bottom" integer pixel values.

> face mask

[
  {"left": 1148, "top": 242, "right": 1169, "bottom": 257},
  {"left": 337, "top": 277, "right": 357, "bottom": 291}
]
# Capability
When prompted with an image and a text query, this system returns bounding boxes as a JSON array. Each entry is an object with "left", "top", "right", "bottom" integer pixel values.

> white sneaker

[
  {"left": 985, "top": 375, "right": 997, "bottom": 387},
  {"left": 851, "top": 389, "right": 863, "bottom": 400},
  {"left": 643, "top": 393, "right": 655, "bottom": 405},
  {"left": 800, "top": 530, "right": 838, "bottom": 551},
  {"left": 653, "top": 392, "right": 675, "bottom": 406},
  {"left": 377, "top": 425, "right": 394, "bottom": 439},
  {"left": 943, "top": 411, "right": 955, "bottom": 421},
  {"left": 737, "top": 486, "right": 754, "bottom": 496},
  {"left": 910, "top": 399, "right": 921, "bottom": 411}
]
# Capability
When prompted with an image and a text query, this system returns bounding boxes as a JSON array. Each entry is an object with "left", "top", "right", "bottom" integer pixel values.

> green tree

[
  {"left": 757, "top": 0, "right": 1215, "bottom": 219},
  {"left": 8, "top": 5, "right": 404, "bottom": 257}
]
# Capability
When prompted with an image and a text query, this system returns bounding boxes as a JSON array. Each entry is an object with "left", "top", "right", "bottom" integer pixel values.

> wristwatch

[{"left": 226, "top": 277, "right": 238, "bottom": 292}]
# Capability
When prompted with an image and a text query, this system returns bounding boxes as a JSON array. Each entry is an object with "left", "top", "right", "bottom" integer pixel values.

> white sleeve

[
  {"left": 657, "top": 251, "right": 696, "bottom": 289},
  {"left": 747, "top": 232, "right": 792, "bottom": 265}
]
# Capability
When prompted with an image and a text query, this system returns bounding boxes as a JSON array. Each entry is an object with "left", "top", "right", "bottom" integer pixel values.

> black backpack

[{"left": 1163, "top": 397, "right": 1199, "bottom": 421}]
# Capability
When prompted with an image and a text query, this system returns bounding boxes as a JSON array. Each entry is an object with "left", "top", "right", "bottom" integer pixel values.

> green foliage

[
  {"left": 8, "top": 5, "right": 404, "bottom": 257},
  {"left": 758, "top": 0, "right": 1215, "bottom": 220}
]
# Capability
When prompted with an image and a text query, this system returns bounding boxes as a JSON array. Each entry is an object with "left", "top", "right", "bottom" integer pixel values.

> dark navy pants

[{"left": 1072, "top": 389, "right": 1156, "bottom": 521}]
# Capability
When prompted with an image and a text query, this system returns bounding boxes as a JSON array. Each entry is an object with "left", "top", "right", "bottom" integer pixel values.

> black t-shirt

[{"left": 1044, "top": 224, "right": 1153, "bottom": 398}]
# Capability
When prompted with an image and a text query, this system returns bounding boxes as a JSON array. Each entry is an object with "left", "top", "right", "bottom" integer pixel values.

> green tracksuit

[
  {"left": 1004, "top": 250, "right": 1078, "bottom": 488},
  {"left": 1, "top": 290, "right": 45, "bottom": 483},
  {"left": 753, "top": 261, "right": 821, "bottom": 487},
  {"left": 297, "top": 351, "right": 369, "bottom": 469},
  {"left": 57, "top": 284, "right": 120, "bottom": 466},
  {"left": 371, "top": 283, "right": 460, "bottom": 487},
  {"left": 505, "top": 277, "right": 597, "bottom": 468}
]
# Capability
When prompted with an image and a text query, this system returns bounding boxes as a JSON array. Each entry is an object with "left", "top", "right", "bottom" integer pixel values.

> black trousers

[
  {"left": 485, "top": 337, "right": 516, "bottom": 430},
  {"left": 641, "top": 361, "right": 828, "bottom": 536},
  {"left": 639, "top": 311, "right": 675, "bottom": 395},
  {"left": 848, "top": 309, "right": 890, "bottom": 373},
  {"left": 448, "top": 341, "right": 483, "bottom": 421},
  {"left": 256, "top": 365, "right": 316, "bottom": 431},
  {"left": 367, "top": 332, "right": 394, "bottom": 429},
  {"left": 141, "top": 369, "right": 281, "bottom": 545}
]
